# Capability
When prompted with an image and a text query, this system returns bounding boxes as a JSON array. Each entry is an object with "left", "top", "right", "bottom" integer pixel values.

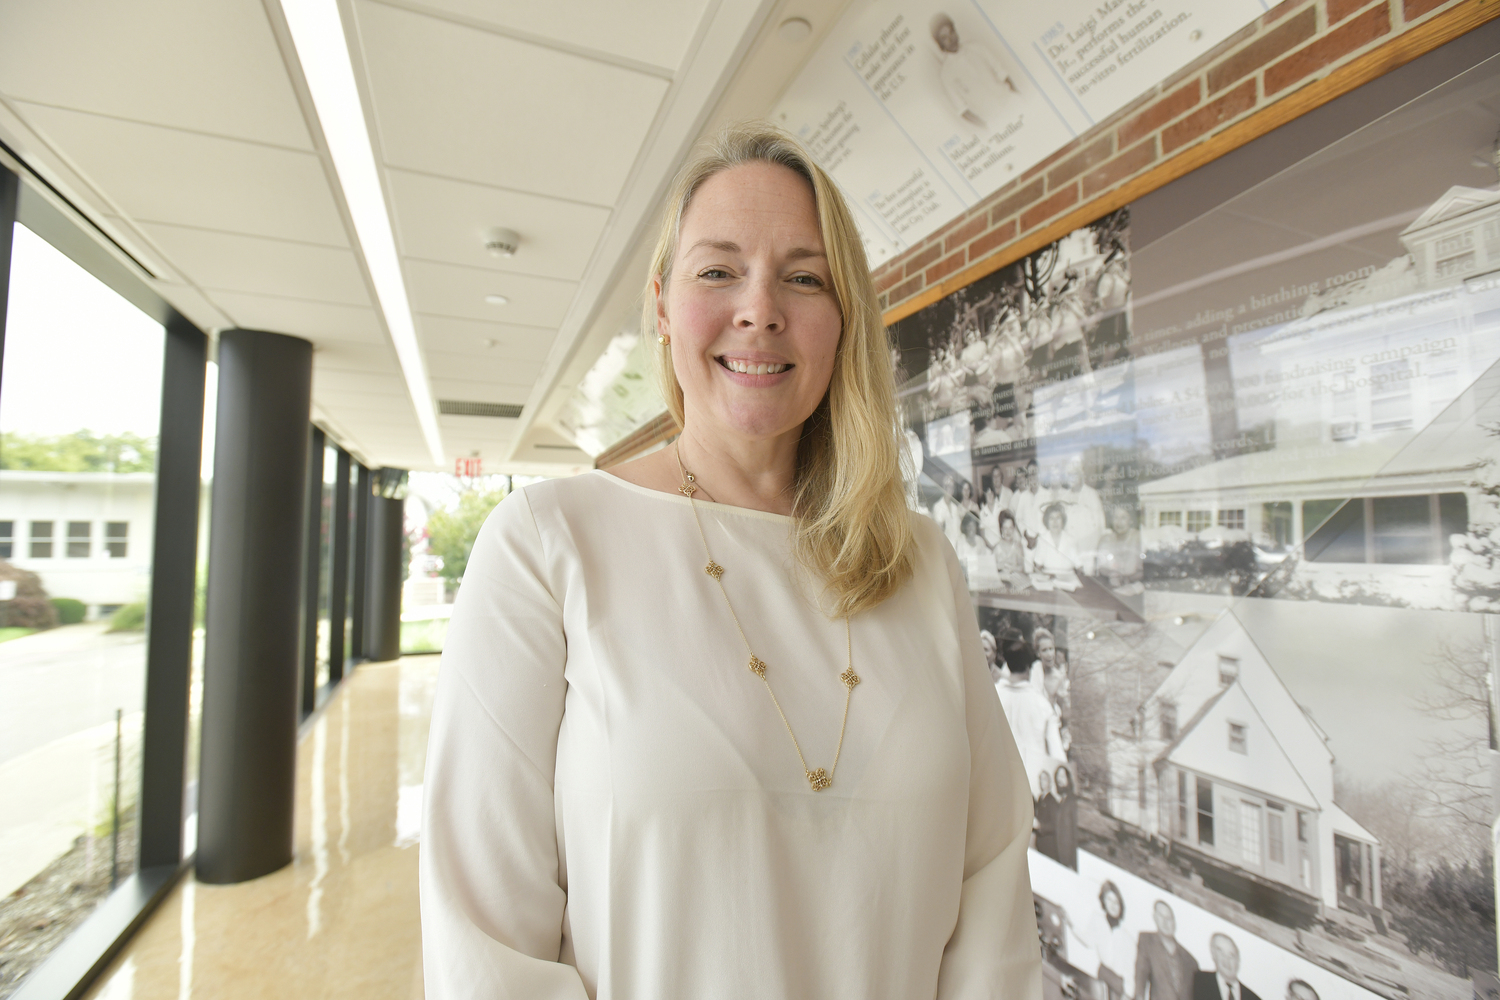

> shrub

[
  {"left": 51, "top": 597, "right": 87, "bottom": 625},
  {"left": 0, "top": 559, "right": 58, "bottom": 629},
  {"left": 108, "top": 602, "right": 147, "bottom": 632}
]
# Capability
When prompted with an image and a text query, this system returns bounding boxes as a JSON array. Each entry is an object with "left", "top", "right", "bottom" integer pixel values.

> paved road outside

[
  {"left": 0, "top": 623, "right": 148, "bottom": 898},
  {"left": 0, "top": 622, "right": 145, "bottom": 766}
]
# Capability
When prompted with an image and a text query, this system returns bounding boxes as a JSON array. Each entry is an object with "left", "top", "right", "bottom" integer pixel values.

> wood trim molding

[
  {"left": 593, "top": 411, "right": 681, "bottom": 469},
  {"left": 880, "top": 0, "right": 1500, "bottom": 328}
]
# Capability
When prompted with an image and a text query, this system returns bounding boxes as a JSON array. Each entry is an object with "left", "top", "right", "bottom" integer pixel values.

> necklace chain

[{"left": 675, "top": 442, "right": 859, "bottom": 792}]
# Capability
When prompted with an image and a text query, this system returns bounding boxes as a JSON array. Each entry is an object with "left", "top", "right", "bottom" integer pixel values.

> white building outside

[{"left": 0, "top": 470, "right": 156, "bottom": 616}]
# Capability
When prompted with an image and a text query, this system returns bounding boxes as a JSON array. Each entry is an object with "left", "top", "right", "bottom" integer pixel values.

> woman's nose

[{"left": 733, "top": 275, "right": 784, "bottom": 333}]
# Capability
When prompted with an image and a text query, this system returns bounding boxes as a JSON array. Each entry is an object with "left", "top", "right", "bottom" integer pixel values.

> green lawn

[
  {"left": 400, "top": 617, "right": 449, "bottom": 655},
  {"left": 0, "top": 627, "right": 37, "bottom": 644}
]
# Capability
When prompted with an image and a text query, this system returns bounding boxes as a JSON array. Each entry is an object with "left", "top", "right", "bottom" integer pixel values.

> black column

[
  {"left": 0, "top": 166, "right": 18, "bottom": 387},
  {"left": 136, "top": 317, "right": 206, "bottom": 869},
  {"left": 366, "top": 494, "right": 404, "bottom": 662},
  {"left": 301, "top": 429, "right": 325, "bottom": 717},
  {"left": 350, "top": 465, "right": 370, "bottom": 662},
  {"left": 328, "top": 448, "right": 350, "bottom": 684},
  {"left": 197, "top": 329, "right": 312, "bottom": 885}
]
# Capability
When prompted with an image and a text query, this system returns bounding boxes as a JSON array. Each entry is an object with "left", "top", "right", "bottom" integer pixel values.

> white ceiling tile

[
  {"left": 144, "top": 278, "right": 234, "bottom": 332},
  {"left": 211, "top": 292, "right": 384, "bottom": 345},
  {"left": 432, "top": 378, "right": 530, "bottom": 405},
  {"left": 313, "top": 370, "right": 407, "bottom": 397},
  {"left": 15, "top": 103, "right": 346, "bottom": 247},
  {"left": 313, "top": 342, "right": 402, "bottom": 375},
  {"left": 426, "top": 351, "right": 542, "bottom": 386},
  {"left": 403, "top": 0, "right": 710, "bottom": 71},
  {"left": 356, "top": 1, "right": 669, "bottom": 204},
  {"left": 139, "top": 223, "right": 371, "bottom": 307},
  {"left": 406, "top": 260, "right": 575, "bottom": 327},
  {"left": 0, "top": 0, "right": 312, "bottom": 149},
  {"left": 415, "top": 315, "right": 557, "bottom": 362},
  {"left": 387, "top": 169, "right": 609, "bottom": 280}
]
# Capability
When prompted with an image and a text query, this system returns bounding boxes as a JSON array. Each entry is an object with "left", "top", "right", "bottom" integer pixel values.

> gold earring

[{"left": 658, "top": 334, "right": 670, "bottom": 345}]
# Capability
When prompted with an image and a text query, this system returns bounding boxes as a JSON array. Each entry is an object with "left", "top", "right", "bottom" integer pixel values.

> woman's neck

[{"left": 674, "top": 424, "right": 801, "bottom": 516}]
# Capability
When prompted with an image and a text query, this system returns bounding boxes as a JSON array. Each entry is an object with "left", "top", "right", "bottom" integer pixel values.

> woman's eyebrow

[
  {"left": 786, "top": 247, "right": 827, "bottom": 262},
  {"left": 685, "top": 239, "right": 741, "bottom": 255}
]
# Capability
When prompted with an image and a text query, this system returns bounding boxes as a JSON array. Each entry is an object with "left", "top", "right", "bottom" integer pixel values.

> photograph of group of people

[
  {"left": 892, "top": 206, "right": 1499, "bottom": 998},
  {"left": 927, "top": 457, "right": 1141, "bottom": 599}
]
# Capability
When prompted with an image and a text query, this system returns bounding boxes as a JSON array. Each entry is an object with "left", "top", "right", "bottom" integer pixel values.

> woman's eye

[
  {"left": 697, "top": 268, "right": 730, "bottom": 280},
  {"left": 791, "top": 274, "right": 824, "bottom": 287}
]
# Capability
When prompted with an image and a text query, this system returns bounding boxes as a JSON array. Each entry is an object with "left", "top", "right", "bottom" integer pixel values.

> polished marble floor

[{"left": 83, "top": 657, "right": 439, "bottom": 1000}]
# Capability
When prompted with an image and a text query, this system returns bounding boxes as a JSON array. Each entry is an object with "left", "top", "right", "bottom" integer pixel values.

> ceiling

[{"left": 0, "top": 0, "right": 853, "bottom": 474}]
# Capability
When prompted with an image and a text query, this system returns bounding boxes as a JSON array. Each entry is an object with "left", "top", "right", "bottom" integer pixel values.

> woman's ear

[{"left": 653, "top": 275, "right": 669, "bottom": 337}]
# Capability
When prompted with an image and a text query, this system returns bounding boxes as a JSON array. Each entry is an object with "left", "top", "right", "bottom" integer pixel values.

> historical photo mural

[{"left": 888, "top": 52, "right": 1500, "bottom": 1000}]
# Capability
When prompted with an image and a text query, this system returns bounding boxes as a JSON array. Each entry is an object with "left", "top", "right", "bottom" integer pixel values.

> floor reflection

[{"left": 81, "top": 656, "right": 440, "bottom": 1000}]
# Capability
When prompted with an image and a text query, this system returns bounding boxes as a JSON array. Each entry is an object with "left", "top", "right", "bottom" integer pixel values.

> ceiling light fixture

[
  {"left": 778, "top": 17, "right": 812, "bottom": 42},
  {"left": 278, "top": 0, "right": 445, "bottom": 468},
  {"left": 484, "top": 294, "right": 510, "bottom": 306},
  {"left": 485, "top": 227, "right": 521, "bottom": 257}
]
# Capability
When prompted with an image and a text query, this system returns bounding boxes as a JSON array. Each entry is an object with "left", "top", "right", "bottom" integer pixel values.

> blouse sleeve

[
  {"left": 935, "top": 540, "right": 1044, "bottom": 999},
  {"left": 419, "top": 489, "right": 589, "bottom": 1000}
]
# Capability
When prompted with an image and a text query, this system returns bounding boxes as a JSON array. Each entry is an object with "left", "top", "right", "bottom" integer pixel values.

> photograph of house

[{"left": 1106, "top": 610, "right": 1381, "bottom": 922}]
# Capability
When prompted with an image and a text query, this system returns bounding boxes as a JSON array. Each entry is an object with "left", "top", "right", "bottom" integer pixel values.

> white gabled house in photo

[{"left": 1108, "top": 610, "right": 1381, "bottom": 920}]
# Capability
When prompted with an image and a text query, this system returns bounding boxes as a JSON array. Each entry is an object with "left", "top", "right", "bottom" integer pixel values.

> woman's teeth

[{"left": 723, "top": 359, "right": 789, "bottom": 375}]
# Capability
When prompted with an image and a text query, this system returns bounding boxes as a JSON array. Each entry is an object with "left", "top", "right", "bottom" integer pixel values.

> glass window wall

[{"left": 0, "top": 222, "right": 165, "bottom": 990}]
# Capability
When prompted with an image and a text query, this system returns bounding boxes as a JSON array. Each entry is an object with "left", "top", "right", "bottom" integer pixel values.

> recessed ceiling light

[
  {"left": 779, "top": 17, "right": 811, "bottom": 42},
  {"left": 279, "top": 0, "right": 444, "bottom": 467},
  {"left": 485, "top": 294, "right": 510, "bottom": 306}
]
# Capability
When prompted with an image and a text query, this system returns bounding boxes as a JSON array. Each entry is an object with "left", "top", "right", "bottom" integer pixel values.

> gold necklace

[{"left": 675, "top": 442, "right": 860, "bottom": 792}]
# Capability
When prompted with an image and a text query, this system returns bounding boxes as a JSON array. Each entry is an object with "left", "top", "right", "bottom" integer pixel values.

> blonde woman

[{"left": 420, "top": 123, "right": 1039, "bottom": 999}]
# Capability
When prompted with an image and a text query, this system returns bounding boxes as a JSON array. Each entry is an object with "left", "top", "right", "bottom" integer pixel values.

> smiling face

[
  {"left": 1210, "top": 934, "right": 1240, "bottom": 981},
  {"left": 656, "top": 162, "right": 842, "bottom": 451}
]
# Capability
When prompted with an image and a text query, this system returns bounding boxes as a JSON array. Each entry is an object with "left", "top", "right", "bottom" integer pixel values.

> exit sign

[{"left": 455, "top": 457, "right": 483, "bottom": 477}]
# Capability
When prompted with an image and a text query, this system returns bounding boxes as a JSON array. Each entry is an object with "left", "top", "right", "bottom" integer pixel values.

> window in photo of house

[
  {"left": 1216, "top": 509, "right": 1245, "bottom": 531},
  {"left": 1158, "top": 511, "right": 1182, "bottom": 527},
  {"left": 105, "top": 521, "right": 128, "bottom": 558},
  {"left": 1297, "top": 810, "right": 1310, "bottom": 843},
  {"left": 1196, "top": 777, "right": 1214, "bottom": 847},
  {"left": 29, "top": 520, "right": 53, "bottom": 558},
  {"left": 1176, "top": 771, "right": 1189, "bottom": 838},
  {"left": 1307, "top": 493, "right": 1468, "bottom": 564},
  {"left": 66, "top": 521, "right": 91, "bottom": 558},
  {"left": 1186, "top": 510, "right": 1212, "bottom": 532},
  {"left": 1267, "top": 803, "right": 1286, "bottom": 865},
  {"left": 1369, "top": 358, "right": 1414, "bottom": 432},
  {"left": 1217, "top": 654, "right": 1239, "bottom": 686},
  {"left": 0, "top": 520, "right": 12, "bottom": 558},
  {"left": 1261, "top": 501, "right": 1293, "bottom": 547},
  {"left": 1228, "top": 721, "right": 1248, "bottom": 754},
  {"left": 1330, "top": 380, "right": 1358, "bottom": 440},
  {"left": 1159, "top": 701, "right": 1177, "bottom": 740},
  {"left": 1240, "top": 800, "right": 1263, "bottom": 866}
]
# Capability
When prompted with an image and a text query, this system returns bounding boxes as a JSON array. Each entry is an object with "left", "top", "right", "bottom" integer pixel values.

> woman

[
  {"left": 1033, "top": 768, "right": 1060, "bottom": 861},
  {"left": 1094, "top": 504, "right": 1143, "bottom": 593},
  {"left": 1027, "top": 502, "right": 1082, "bottom": 591},
  {"left": 1052, "top": 765, "right": 1079, "bottom": 870},
  {"left": 992, "top": 509, "right": 1031, "bottom": 591},
  {"left": 957, "top": 511, "right": 1001, "bottom": 592},
  {"left": 1085, "top": 882, "right": 1134, "bottom": 1000},
  {"left": 420, "top": 123, "right": 1040, "bottom": 999}
]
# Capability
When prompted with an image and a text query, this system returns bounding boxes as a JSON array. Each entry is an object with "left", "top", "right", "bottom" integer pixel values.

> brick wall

[{"left": 873, "top": 0, "right": 1498, "bottom": 323}]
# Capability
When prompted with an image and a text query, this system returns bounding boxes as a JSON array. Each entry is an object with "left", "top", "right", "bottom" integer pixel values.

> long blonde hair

[{"left": 645, "top": 122, "right": 913, "bottom": 616}]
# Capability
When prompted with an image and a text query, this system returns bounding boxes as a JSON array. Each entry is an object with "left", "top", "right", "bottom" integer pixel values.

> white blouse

[{"left": 420, "top": 471, "right": 1040, "bottom": 1000}]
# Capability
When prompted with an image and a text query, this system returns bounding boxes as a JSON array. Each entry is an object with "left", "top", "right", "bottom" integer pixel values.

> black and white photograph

[{"left": 887, "top": 47, "right": 1500, "bottom": 999}]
